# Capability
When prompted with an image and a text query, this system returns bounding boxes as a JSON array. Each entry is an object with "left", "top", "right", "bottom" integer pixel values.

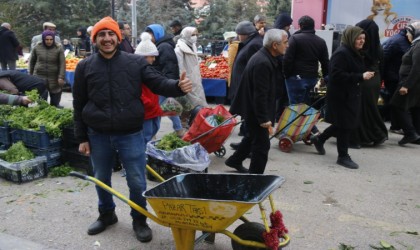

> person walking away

[
  {"left": 135, "top": 32, "right": 163, "bottom": 144},
  {"left": 390, "top": 21, "right": 420, "bottom": 145},
  {"left": 283, "top": 15, "right": 329, "bottom": 135},
  {"left": 29, "top": 30, "right": 65, "bottom": 107},
  {"left": 118, "top": 21, "right": 134, "bottom": 53},
  {"left": 0, "top": 23, "right": 20, "bottom": 71},
  {"left": 175, "top": 27, "right": 208, "bottom": 109},
  {"left": 146, "top": 24, "right": 185, "bottom": 136},
  {"left": 225, "top": 29, "right": 289, "bottom": 174},
  {"left": 310, "top": 26, "right": 375, "bottom": 169},
  {"left": 382, "top": 26, "right": 412, "bottom": 134},
  {"left": 229, "top": 21, "right": 263, "bottom": 149},
  {"left": 72, "top": 16, "right": 192, "bottom": 243},
  {"left": 349, "top": 19, "right": 388, "bottom": 148},
  {"left": 274, "top": 13, "right": 293, "bottom": 37}
]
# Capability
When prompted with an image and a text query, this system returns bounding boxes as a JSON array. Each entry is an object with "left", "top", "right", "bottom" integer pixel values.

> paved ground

[{"left": 0, "top": 92, "right": 419, "bottom": 250}]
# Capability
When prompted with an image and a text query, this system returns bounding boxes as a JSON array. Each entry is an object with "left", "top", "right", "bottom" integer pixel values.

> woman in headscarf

[
  {"left": 310, "top": 26, "right": 375, "bottom": 169},
  {"left": 29, "top": 30, "right": 65, "bottom": 107},
  {"left": 390, "top": 22, "right": 420, "bottom": 145},
  {"left": 174, "top": 26, "right": 208, "bottom": 109},
  {"left": 349, "top": 19, "right": 388, "bottom": 148}
]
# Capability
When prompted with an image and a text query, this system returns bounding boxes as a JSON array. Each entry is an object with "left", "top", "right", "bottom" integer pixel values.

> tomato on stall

[{"left": 200, "top": 56, "right": 229, "bottom": 79}]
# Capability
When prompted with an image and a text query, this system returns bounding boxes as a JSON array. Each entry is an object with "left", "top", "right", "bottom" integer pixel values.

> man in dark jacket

[
  {"left": 0, "top": 70, "right": 47, "bottom": 98},
  {"left": 274, "top": 13, "right": 293, "bottom": 37},
  {"left": 229, "top": 21, "right": 263, "bottom": 149},
  {"left": 146, "top": 24, "right": 185, "bottom": 136},
  {"left": 225, "top": 29, "right": 289, "bottom": 174},
  {"left": 283, "top": 15, "right": 329, "bottom": 134},
  {"left": 382, "top": 27, "right": 411, "bottom": 133},
  {"left": 73, "top": 16, "right": 192, "bottom": 243},
  {"left": 0, "top": 23, "right": 20, "bottom": 71},
  {"left": 118, "top": 21, "right": 134, "bottom": 53},
  {"left": 169, "top": 20, "right": 182, "bottom": 43}
]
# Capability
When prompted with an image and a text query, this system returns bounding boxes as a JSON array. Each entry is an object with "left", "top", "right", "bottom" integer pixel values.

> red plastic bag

[{"left": 182, "top": 105, "right": 236, "bottom": 154}]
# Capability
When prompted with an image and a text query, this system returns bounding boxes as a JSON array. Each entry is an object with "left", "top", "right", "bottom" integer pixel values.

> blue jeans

[
  {"left": 285, "top": 76, "right": 318, "bottom": 105},
  {"left": 87, "top": 128, "right": 147, "bottom": 219},
  {"left": 159, "top": 96, "right": 182, "bottom": 131},
  {"left": 143, "top": 117, "right": 161, "bottom": 145}
]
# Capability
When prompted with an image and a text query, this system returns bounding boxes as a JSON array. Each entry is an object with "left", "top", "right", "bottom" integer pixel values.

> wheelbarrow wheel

[
  {"left": 214, "top": 146, "right": 226, "bottom": 158},
  {"left": 278, "top": 138, "right": 293, "bottom": 153},
  {"left": 231, "top": 222, "right": 267, "bottom": 250}
]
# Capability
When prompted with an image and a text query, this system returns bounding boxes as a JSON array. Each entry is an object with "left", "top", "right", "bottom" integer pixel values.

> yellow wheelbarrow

[{"left": 70, "top": 169, "right": 290, "bottom": 250}]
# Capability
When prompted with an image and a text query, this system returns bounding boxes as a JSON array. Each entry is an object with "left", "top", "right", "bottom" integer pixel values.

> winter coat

[
  {"left": 0, "top": 27, "right": 20, "bottom": 62},
  {"left": 175, "top": 40, "right": 208, "bottom": 108},
  {"left": 0, "top": 70, "right": 46, "bottom": 96},
  {"left": 230, "top": 47, "right": 279, "bottom": 125},
  {"left": 325, "top": 45, "right": 365, "bottom": 129},
  {"left": 227, "top": 40, "right": 239, "bottom": 87},
  {"left": 29, "top": 42, "right": 65, "bottom": 94},
  {"left": 154, "top": 34, "right": 180, "bottom": 80},
  {"left": 283, "top": 30, "right": 329, "bottom": 78},
  {"left": 390, "top": 41, "right": 420, "bottom": 110},
  {"left": 382, "top": 29, "right": 411, "bottom": 83},
  {"left": 141, "top": 84, "right": 163, "bottom": 120},
  {"left": 229, "top": 32, "right": 263, "bottom": 100},
  {"left": 73, "top": 50, "right": 184, "bottom": 142}
]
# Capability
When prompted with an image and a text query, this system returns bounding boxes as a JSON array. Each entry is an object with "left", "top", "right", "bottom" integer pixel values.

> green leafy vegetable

[
  {"left": 49, "top": 163, "right": 74, "bottom": 177},
  {"left": 0, "top": 141, "right": 35, "bottom": 163},
  {"left": 156, "top": 133, "right": 191, "bottom": 151}
]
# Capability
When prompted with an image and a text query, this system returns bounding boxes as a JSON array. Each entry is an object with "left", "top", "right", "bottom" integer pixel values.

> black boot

[
  {"left": 133, "top": 215, "right": 153, "bottom": 242},
  {"left": 87, "top": 209, "right": 118, "bottom": 235}
]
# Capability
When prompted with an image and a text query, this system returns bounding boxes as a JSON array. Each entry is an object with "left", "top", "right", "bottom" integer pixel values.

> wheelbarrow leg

[
  {"left": 171, "top": 227, "right": 196, "bottom": 250},
  {"left": 202, "top": 231, "right": 216, "bottom": 244}
]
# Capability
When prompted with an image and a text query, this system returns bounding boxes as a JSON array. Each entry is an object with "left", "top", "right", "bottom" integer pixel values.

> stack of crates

[
  {"left": 10, "top": 126, "right": 62, "bottom": 169},
  {"left": 0, "top": 122, "right": 11, "bottom": 150},
  {"left": 60, "top": 126, "right": 93, "bottom": 175}
]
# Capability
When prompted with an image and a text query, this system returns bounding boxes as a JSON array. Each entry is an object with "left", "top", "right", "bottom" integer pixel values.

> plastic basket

[
  {"left": 0, "top": 156, "right": 48, "bottom": 184},
  {"left": 11, "top": 126, "right": 61, "bottom": 149},
  {"left": 147, "top": 155, "right": 207, "bottom": 181},
  {"left": 61, "top": 126, "right": 79, "bottom": 149},
  {"left": 31, "top": 146, "right": 61, "bottom": 168},
  {"left": 0, "top": 123, "right": 12, "bottom": 146},
  {"left": 61, "top": 148, "right": 93, "bottom": 176}
]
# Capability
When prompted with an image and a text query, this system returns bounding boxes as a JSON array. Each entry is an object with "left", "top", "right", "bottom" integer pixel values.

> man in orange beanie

[{"left": 73, "top": 16, "right": 192, "bottom": 243}]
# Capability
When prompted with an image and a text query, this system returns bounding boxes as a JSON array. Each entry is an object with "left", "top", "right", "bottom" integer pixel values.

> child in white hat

[{"left": 135, "top": 32, "right": 163, "bottom": 146}]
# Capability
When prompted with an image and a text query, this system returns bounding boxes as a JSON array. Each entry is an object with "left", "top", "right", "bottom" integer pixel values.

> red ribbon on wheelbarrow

[{"left": 263, "top": 210, "right": 289, "bottom": 250}]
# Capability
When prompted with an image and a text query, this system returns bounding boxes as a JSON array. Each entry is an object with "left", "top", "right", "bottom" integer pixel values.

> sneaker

[
  {"left": 225, "top": 158, "right": 249, "bottom": 173},
  {"left": 310, "top": 135, "right": 325, "bottom": 155},
  {"left": 337, "top": 155, "right": 359, "bottom": 169},
  {"left": 410, "top": 138, "right": 420, "bottom": 145},
  {"left": 230, "top": 142, "right": 241, "bottom": 150},
  {"left": 398, "top": 134, "right": 420, "bottom": 145}
]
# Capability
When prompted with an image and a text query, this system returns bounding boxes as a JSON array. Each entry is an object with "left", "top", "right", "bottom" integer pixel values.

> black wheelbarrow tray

[{"left": 70, "top": 172, "right": 290, "bottom": 250}]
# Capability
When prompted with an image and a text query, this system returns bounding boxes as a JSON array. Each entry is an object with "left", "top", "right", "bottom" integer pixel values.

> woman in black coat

[
  {"left": 390, "top": 22, "right": 420, "bottom": 145},
  {"left": 349, "top": 19, "right": 388, "bottom": 147},
  {"left": 310, "top": 26, "right": 375, "bottom": 169}
]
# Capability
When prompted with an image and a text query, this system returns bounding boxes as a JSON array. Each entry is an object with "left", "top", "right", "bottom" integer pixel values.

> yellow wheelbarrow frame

[{"left": 70, "top": 167, "right": 290, "bottom": 250}]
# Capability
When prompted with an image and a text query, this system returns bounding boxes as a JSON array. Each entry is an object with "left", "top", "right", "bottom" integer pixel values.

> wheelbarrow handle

[{"left": 69, "top": 171, "right": 89, "bottom": 180}]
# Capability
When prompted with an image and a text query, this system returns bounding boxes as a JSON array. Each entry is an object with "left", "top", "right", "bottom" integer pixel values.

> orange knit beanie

[{"left": 91, "top": 16, "right": 122, "bottom": 42}]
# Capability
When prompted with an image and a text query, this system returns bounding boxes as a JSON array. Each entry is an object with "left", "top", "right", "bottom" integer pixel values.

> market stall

[{"left": 199, "top": 55, "right": 229, "bottom": 104}]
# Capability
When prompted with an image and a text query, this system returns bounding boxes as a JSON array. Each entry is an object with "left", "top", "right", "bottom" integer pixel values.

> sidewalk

[{"left": 0, "top": 92, "right": 419, "bottom": 249}]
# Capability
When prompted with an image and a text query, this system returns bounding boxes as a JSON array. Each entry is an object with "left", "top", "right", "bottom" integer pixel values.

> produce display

[
  {"left": 156, "top": 133, "right": 191, "bottom": 151},
  {"left": 3, "top": 90, "right": 73, "bottom": 138},
  {"left": 199, "top": 56, "right": 229, "bottom": 79},
  {"left": 0, "top": 141, "right": 35, "bottom": 163},
  {"left": 65, "top": 56, "right": 82, "bottom": 71},
  {"left": 16, "top": 58, "right": 28, "bottom": 69}
]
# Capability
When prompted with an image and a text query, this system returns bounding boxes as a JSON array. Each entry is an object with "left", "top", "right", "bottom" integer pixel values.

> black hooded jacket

[{"left": 154, "top": 34, "right": 180, "bottom": 80}]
